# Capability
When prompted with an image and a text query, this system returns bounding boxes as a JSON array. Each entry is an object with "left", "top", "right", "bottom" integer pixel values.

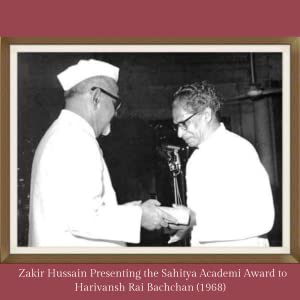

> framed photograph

[{"left": 1, "top": 37, "right": 299, "bottom": 263}]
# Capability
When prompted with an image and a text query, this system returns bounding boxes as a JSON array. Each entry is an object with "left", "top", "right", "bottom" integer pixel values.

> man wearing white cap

[{"left": 28, "top": 59, "right": 176, "bottom": 247}]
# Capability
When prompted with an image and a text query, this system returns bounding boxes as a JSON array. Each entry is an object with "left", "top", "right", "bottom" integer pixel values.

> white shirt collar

[
  {"left": 59, "top": 109, "right": 96, "bottom": 138},
  {"left": 196, "top": 122, "right": 225, "bottom": 149}
]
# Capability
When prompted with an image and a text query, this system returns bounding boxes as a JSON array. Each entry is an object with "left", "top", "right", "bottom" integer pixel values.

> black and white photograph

[{"left": 10, "top": 44, "right": 290, "bottom": 255}]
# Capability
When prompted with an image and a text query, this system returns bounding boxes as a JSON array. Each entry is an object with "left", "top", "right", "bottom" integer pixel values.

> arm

[
  {"left": 56, "top": 136, "right": 176, "bottom": 244},
  {"left": 49, "top": 135, "right": 143, "bottom": 244}
]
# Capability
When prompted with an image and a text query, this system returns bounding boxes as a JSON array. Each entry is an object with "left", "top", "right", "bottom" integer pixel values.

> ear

[
  {"left": 91, "top": 87, "right": 102, "bottom": 108},
  {"left": 203, "top": 107, "right": 213, "bottom": 122}
]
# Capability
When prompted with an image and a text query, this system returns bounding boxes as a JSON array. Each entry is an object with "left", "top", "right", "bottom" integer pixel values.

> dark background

[{"left": 17, "top": 52, "right": 282, "bottom": 247}]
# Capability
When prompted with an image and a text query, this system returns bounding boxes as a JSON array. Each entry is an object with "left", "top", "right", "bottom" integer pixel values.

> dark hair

[{"left": 173, "top": 81, "right": 222, "bottom": 114}]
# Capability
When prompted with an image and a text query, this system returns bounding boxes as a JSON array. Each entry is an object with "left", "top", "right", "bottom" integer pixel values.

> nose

[{"left": 177, "top": 126, "right": 184, "bottom": 138}]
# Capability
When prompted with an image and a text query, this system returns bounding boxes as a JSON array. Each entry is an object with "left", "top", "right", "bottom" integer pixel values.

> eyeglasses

[
  {"left": 91, "top": 86, "right": 122, "bottom": 111},
  {"left": 173, "top": 111, "right": 201, "bottom": 131}
]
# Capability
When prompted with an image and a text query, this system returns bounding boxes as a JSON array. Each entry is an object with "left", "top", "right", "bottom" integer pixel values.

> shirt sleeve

[{"left": 67, "top": 204, "right": 143, "bottom": 244}]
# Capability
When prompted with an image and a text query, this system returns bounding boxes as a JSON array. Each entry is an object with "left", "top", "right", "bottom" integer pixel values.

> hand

[
  {"left": 167, "top": 208, "right": 196, "bottom": 243},
  {"left": 166, "top": 223, "right": 193, "bottom": 244},
  {"left": 167, "top": 225, "right": 191, "bottom": 244},
  {"left": 160, "top": 205, "right": 191, "bottom": 225},
  {"left": 170, "top": 205, "right": 196, "bottom": 226},
  {"left": 141, "top": 199, "right": 178, "bottom": 231}
]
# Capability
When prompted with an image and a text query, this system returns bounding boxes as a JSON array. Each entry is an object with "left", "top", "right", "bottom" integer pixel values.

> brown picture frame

[{"left": 1, "top": 37, "right": 299, "bottom": 263}]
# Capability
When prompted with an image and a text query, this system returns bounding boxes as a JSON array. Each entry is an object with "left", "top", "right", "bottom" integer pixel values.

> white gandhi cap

[{"left": 57, "top": 59, "right": 119, "bottom": 91}]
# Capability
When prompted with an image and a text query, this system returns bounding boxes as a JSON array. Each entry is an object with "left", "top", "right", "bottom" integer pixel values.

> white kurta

[
  {"left": 28, "top": 109, "right": 142, "bottom": 247},
  {"left": 186, "top": 123, "right": 275, "bottom": 246}
]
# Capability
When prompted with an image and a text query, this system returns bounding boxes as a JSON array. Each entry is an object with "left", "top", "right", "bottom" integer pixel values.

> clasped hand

[
  {"left": 126, "top": 200, "right": 195, "bottom": 241},
  {"left": 164, "top": 206, "right": 196, "bottom": 243},
  {"left": 141, "top": 199, "right": 177, "bottom": 231}
]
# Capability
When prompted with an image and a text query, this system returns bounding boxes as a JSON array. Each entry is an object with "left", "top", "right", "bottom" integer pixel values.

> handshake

[{"left": 140, "top": 199, "right": 196, "bottom": 243}]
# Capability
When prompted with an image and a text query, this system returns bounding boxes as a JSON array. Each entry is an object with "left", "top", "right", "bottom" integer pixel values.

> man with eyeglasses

[
  {"left": 169, "top": 82, "right": 275, "bottom": 247},
  {"left": 28, "top": 59, "right": 176, "bottom": 247}
]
